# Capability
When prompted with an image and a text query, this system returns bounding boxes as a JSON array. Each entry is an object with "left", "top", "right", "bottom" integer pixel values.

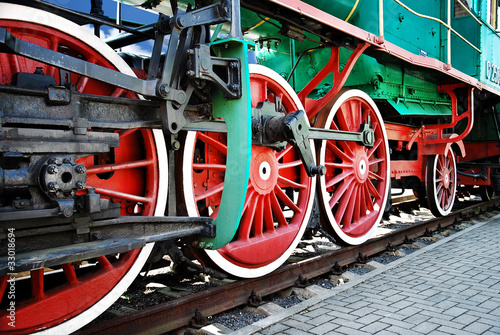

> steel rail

[{"left": 77, "top": 197, "right": 500, "bottom": 335}]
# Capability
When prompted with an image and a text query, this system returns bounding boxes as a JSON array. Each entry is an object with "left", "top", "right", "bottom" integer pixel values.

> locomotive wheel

[
  {"left": 181, "top": 64, "right": 316, "bottom": 278},
  {"left": 316, "top": 89, "right": 390, "bottom": 245},
  {"left": 0, "top": 5, "right": 167, "bottom": 333},
  {"left": 425, "top": 149, "right": 456, "bottom": 216}
]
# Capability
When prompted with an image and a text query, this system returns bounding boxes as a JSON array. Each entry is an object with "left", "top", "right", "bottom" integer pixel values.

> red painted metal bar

[
  {"left": 299, "top": 43, "right": 369, "bottom": 120},
  {"left": 424, "top": 85, "right": 474, "bottom": 145}
]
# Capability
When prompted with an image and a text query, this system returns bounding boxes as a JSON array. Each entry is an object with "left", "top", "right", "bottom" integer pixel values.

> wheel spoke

[
  {"left": 366, "top": 179, "right": 382, "bottom": 201},
  {"left": 326, "top": 170, "right": 354, "bottom": 189},
  {"left": 274, "top": 185, "right": 301, "bottom": 214},
  {"left": 62, "top": 263, "right": 78, "bottom": 285},
  {"left": 335, "top": 180, "right": 356, "bottom": 225},
  {"left": 326, "top": 141, "right": 353, "bottom": 163},
  {"left": 329, "top": 176, "right": 355, "bottom": 209},
  {"left": 278, "top": 159, "right": 303, "bottom": 170},
  {"left": 278, "top": 175, "right": 307, "bottom": 189},
  {"left": 31, "top": 269, "right": 45, "bottom": 299},
  {"left": 367, "top": 138, "right": 382, "bottom": 159},
  {"left": 198, "top": 132, "right": 228, "bottom": 155},
  {"left": 270, "top": 190, "right": 288, "bottom": 228},
  {"left": 238, "top": 191, "right": 258, "bottom": 241},
  {"left": 343, "top": 184, "right": 358, "bottom": 228},
  {"left": 252, "top": 195, "right": 265, "bottom": 238},
  {"left": 194, "top": 181, "right": 224, "bottom": 202},
  {"left": 263, "top": 194, "right": 275, "bottom": 232},
  {"left": 276, "top": 145, "right": 294, "bottom": 161}
]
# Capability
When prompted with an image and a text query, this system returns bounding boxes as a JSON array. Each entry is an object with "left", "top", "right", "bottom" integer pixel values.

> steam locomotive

[{"left": 1, "top": 0, "right": 499, "bottom": 332}]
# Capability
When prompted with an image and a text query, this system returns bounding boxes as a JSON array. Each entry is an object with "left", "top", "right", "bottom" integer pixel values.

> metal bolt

[
  {"left": 47, "top": 165, "right": 58, "bottom": 174},
  {"left": 62, "top": 207, "right": 73, "bottom": 218},
  {"left": 231, "top": 84, "right": 240, "bottom": 92},
  {"left": 48, "top": 158, "right": 60, "bottom": 165},
  {"left": 91, "top": 232, "right": 102, "bottom": 240},
  {"left": 75, "top": 165, "right": 86, "bottom": 174},
  {"left": 75, "top": 181, "right": 86, "bottom": 190},
  {"left": 63, "top": 158, "right": 72, "bottom": 164},
  {"left": 48, "top": 182, "right": 58, "bottom": 191},
  {"left": 230, "top": 61, "right": 238, "bottom": 68},
  {"left": 186, "top": 70, "right": 195, "bottom": 77},
  {"left": 171, "top": 140, "right": 181, "bottom": 150},
  {"left": 187, "top": 49, "right": 195, "bottom": 55},
  {"left": 158, "top": 84, "right": 169, "bottom": 97}
]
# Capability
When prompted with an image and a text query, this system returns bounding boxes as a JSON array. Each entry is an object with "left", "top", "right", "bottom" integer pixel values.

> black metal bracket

[{"left": 187, "top": 44, "right": 242, "bottom": 100}]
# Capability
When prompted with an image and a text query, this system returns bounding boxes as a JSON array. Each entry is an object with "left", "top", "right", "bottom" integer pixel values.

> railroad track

[{"left": 77, "top": 196, "right": 500, "bottom": 335}]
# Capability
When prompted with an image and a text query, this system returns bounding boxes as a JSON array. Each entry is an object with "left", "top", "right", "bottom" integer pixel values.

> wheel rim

[
  {"left": 182, "top": 64, "right": 315, "bottom": 278},
  {"left": 317, "top": 89, "right": 390, "bottom": 245},
  {"left": 0, "top": 5, "right": 167, "bottom": 333},
  {"left": 426, "top": 149, "right": 456, "bottom": 216}
]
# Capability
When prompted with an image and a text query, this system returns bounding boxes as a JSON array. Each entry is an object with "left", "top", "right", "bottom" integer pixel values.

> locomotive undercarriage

[
  {"left": 0, "top": 0, "right": 376, "bottom": 276},
  {"left": 2, "top": 0, "right": 493, "bottom": 332}
]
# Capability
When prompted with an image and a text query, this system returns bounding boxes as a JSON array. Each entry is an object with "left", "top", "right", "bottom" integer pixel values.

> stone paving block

[
  {"left": 403, "top": 313, "right": 430, "bottom": 325},
  {"left": 427, "top": 317, "right": 466, "bottom": 330},
  {"left": 358, "top": 321, "right": 390, "bottom": 333},
  {"left": 344, "top": 301, "right": 371, "bottom": 310},
  {"left": 377, "top": 316, "right": 413, "bottom": 329},
  {"left": 325, "top": 309, "right": 359, "bottom": 321},
  {"left": 321, "top": 305, "right": 354, "bottom": 315},
  {"left": 354, "top": 313, "right": 381, "bottom": 325},
  {"left": 442, "top": 306, "right": 468, "bottom": 317},
  {"left": 386, "top": 325, "right": 421, "bottom": 335},
  {"left": 302, "top": 308, "right": 327, "bottom": 319},
  {"left": 436, "top": 325, "right": 475, "bottom": 335},
  {"left": 259, "top": 323, "right": 290, "bottom": 335},
  {"left": 334, "top": 325, "right": 371, "bottom": 335},
  {"left": 290, "top": 314, "right": 310, "bottom": 323},
  {"left": 396, "top": 306, "right": 421, "bottom": 318},
  {"left": 309, "top": 322, "right": 338, "bottom": 334},
  {"left": 390, "top": 300, "right": 413, "bottom": 309},
  {"left": 451, "top": 313, "right": 479, "bottom": 325},
  {"left": 412, "top": 321, "right": 441, "bottom": 333},
  {"left": 282, "top": 328, "right": 311, "bottom": 335},
  {"left": 462, "top": 321, "right": 493, "bottom": 334},
  {"left": 302, "top": 314, "right": 332, "bottom": 327},
  {"left": 350, "top": 306, "right": 377, "bottom": 318},
  {"left": 282, "top": 318, "right": 315, "bottom": 331},
  {"left": 478, "top": 299, "right": 500, "bottom": 310},
  {"left": 383, "top": 294, "right": 405, "bottom": 303}
]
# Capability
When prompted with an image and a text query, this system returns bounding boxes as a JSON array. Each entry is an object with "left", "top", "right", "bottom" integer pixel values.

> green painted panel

[{"left": 387, "top": 99, "right": 451, "bottom": 116}]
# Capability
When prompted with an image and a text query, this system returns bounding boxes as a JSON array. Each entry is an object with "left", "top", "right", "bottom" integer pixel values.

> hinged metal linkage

[
  {"left": 0, "top": 0, "right": 241, "bottom": 137},
  {"left": 251, "top": 105, "right": 375, "bottom": 177}
]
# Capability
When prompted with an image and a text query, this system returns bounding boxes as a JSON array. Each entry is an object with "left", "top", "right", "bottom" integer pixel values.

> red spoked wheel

[
  {"left": 316, "top": 89, "right": 390, "bottom": 245},
  {"left": 425, "top": 149, "right": 456, "bottom": 216},
  {"left": 181, "top": 64, "right": 316, "bottom": 278},
  {"left": 0, "top": 5, "right": 167, "bottom": 334}
]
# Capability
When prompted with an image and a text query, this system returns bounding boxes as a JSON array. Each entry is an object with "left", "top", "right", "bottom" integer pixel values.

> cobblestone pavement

[{"left": 233, "top": 214, "right": 500, "bottom": 335}]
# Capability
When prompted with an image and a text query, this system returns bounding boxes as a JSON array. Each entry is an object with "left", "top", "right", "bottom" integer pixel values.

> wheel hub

[
  {"left": 354, "top": 153, "right": 369, "bottom": 183},
  {"left": 443, "top": 168, "right": 450, "bottom": 188},
  {"left": 250, "top": 146, "right": 278, "bottom": 195}
]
